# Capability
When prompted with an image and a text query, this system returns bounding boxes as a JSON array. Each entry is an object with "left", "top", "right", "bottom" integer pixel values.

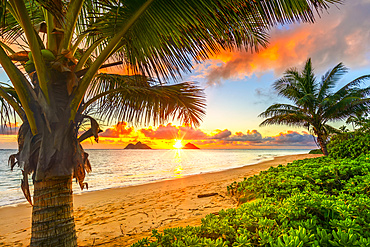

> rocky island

[
  {"left": 182, "top": 142, "right": 200, "bottom": 149},
  {"left": 124, "top": 141, "right": 152, "bottom": 149}
]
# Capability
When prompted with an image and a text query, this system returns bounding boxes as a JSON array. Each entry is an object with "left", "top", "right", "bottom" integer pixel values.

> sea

[{"left": 0, "top": 149, "right": 310, "bottom": 207}]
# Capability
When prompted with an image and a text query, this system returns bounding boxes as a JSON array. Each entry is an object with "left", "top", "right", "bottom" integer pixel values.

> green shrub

[
  {"left": 328, "top": 131, "right": 370, "bottom": 159},
  {"left": 308, "top": 149, "right": 323, "bottom": 154},
  {"left": 131, "top": 155, "right": 370, "bottom": 246}
]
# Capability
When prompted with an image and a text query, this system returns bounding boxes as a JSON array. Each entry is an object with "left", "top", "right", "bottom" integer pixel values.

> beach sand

[{"left": 0, "top": 153, "right": 322, "bottom": 246}]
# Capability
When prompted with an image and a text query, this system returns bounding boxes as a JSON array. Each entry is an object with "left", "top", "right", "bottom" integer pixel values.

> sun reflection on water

[{"left": 173, "top": 149, "right": 183, "bottom": 178}]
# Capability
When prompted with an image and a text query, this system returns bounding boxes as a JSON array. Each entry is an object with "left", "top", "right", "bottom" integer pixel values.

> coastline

[{"left": 0, "top": 153, "right": 322, "bottom": 246}]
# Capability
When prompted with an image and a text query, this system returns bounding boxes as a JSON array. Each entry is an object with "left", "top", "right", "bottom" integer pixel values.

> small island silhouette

[
  {"left": 182, "top": 142, "right": 200, "bottom": 149},
  {"left": 124, "top": 141, "right": 152, "bottom": 149}
]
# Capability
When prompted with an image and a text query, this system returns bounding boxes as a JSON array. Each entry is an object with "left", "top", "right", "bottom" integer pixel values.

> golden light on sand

[{"left": 173, "top": 139, "right": 183, "bottom": 149}]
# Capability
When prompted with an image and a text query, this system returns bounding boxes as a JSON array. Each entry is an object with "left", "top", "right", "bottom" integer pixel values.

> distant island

[
  {"left": 182, "top": 142, "right": 200, "bottom": 149},
  {"left": 124, "top": 141, "right": 152, "bottom": 149}
]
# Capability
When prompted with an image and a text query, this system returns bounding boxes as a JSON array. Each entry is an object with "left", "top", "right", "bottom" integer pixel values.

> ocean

[{"left": 0, "top": 149, "right": 310, "bottom": 207}]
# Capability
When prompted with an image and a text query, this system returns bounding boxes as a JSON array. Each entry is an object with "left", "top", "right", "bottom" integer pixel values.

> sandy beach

[{"left": 0, "top": 153, "right": 322, "bottom": 246}]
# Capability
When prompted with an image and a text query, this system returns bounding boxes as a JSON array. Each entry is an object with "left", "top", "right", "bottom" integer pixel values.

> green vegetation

[
  {"left": 259, "top": 58, "right": 370, "bottom": 155},
  {"left": 328, "top": 132, "right": 370, "bottom": 159},
  {"left": 132, "top": 137, "right": 370, "bottom": 246},
  {"left": 0, "top": 1, "right": 344, "bottom": 245},
  {"left": 308, "top": 149, "right": 323, "bottom": 154}
]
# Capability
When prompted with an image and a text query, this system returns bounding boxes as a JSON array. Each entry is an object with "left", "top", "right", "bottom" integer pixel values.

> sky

[{"left": 1, "top": 0, "right": 370, "bottom": 149}]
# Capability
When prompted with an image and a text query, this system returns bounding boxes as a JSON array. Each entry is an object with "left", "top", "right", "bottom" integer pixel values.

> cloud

[
  {"left": 263, "top": 131, "right": 315, "bottom": 146},
  {"left": 226, "top": 130, "right": 263, "bottom": 142},
  {"left": 140, "top": 124, "right": 179, "bottom": 139},
  {"left": 204, "top": 129, "right": 315, "bottom": 147},
  {"left": 179, "top": 126, "right": 208, "bottom": 140},
  {"left": 0, "top": 123, "right": 20, "bottom": 135},
  {"left": 0, "top": 127, "right": 19, "bottom": 135},
  {"left": 140, "top": 124, "right": 209, "bottom": 140},
  {"left": 209, "top": 129, "right": 232, "bottom": 139},
  {"left": 193, "top": 1, "right": 370, "bottom": 85},
  {"left": 100, "top": 121, "right": 134, "bottom": 138},
  {"left": 93, "top": 121, "right": 317, "bottom": 149}
]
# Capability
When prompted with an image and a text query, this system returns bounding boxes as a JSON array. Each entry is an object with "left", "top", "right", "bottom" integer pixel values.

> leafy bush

[
  {"left": 132, "top": 155, "right": 370, "bottom": 246},
  {"left": 328, "top": 131, "right": 370, "bottom": 159},
  {"left": 308, "top": 149, "right": 323, "bottom": 154}
]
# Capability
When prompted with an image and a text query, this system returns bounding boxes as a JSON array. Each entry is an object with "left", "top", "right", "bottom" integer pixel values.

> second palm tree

[{"left": 259, "top": 58, "right": 370, "bottom": 155}]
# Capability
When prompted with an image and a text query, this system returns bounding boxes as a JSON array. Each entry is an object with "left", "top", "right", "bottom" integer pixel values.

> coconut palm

[
  {"left": 346, "top": 112, "right": 370, "bottom": 130},
  {"left": 0, "top": 0, "right": 341, "bottom": 246},
  {"left": 260, "top": 58, "right": 370, "bottom": 155}
]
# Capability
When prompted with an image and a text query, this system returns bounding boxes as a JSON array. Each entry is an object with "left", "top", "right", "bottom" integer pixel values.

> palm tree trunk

[
  {"left": 31, "top": 176, "right": 77, "bottom": 247},
  {"left": 317, "top": 136, "right": 329, "bottom": 156}
]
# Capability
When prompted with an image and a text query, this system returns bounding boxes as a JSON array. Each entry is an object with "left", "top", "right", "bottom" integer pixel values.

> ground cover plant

[
  {"left": 328, "top": 131, "right": 370, "bottom": 159},
  {"left": 308, "top": 149, "right": 323, "bottom": 154},
  {"left": 132, "top": 154, "right": 370, "bottom": 246}
]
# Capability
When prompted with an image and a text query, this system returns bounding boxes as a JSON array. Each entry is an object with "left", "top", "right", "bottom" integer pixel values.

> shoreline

[
  {"left": 0, "top": 151, "right": 305, "bottom": 208},
  {"left": 0, "top": 153, "right": 322, "bottom": 246}
]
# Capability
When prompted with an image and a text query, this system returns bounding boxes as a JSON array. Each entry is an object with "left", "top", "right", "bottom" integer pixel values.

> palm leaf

[
  {"left": 258, "top": 103, "right": 303, "bottom": 117},
  {"left": 333, "top": 75, "right": 370, "bottom": 100},
  {"left": 84, "top": 74, "right": 206, "bottom": 127},
  {"left": 318, "top": 62, "right": 348, "bottom": 101},
  {"left": 0, "top": 84, "right": 23, "bottom": 130},
  {"left": 1, "top": 1, "right": 45, "bottom": 44},
  {"left": 259, "top": 112, "right": 309, "bottom": 127},
  {"left": 79, "top": 0, "right": 340, "bottom": 81}
]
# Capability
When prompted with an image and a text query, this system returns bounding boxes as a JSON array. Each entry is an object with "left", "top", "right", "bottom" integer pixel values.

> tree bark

[
  {"left": 317, "top": 135, "right": 329, "bottom": 156},
  {"left": 30, "top": 176, "right": 77, "bottom": 247}
]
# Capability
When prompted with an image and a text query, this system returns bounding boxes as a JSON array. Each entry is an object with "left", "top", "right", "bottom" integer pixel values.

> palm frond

[
  {"left": 326, "top": 97, "right": 370, "bottom": 121},
  {"left": 258, "top": 103, "right": 303, "bottom": 118},
  {"left": 259, "top": 102, "right": 311, "bottom": 128},
  {"left": 273, "top": 59, "right": 318, "bottom": 108},
  {"left": 301, "top": 58, "right": 318, "bottom": 96},
  {"left": 318, "top": 62, "right": 348, "bottom": 101},
  {"left": 322, "top": 124, "right": 340, "bottom": 135},
  {"left": 333, "top": 75, "right": 370, "bottom": 99},
  {"left": 84, "top": 74, "right": 206, "bottom": 127},
  {"left": 273, "top": 72, "right": 305, "bottom": 103},
  {"left": 80, "top": 0, "right": 340, "bottom": 81},
  {"left": 34, "top": 0, "right": 64, "bottom": 25},
  {"left": 0, "top": 84, "right": 23, "bottom": 129},
  {"left": 250, "top": 0, "right": 342, "bottom": 25},
  {"left": 1, "top": 1, "right": 45, "bottom": 45},
  {"left": 259, "top": 113, "right": 309, "bottom": 127}
]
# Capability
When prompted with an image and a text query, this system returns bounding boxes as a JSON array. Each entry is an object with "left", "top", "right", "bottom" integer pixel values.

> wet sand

[{"left": 0, "top": 153, "right": 322, "bottom": 246}]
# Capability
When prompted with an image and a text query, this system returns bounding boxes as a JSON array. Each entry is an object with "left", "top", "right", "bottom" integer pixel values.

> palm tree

[
  {"left": 346, "top": 112, "right": 370, "bottom": 130},
  {"left": 0, "top": 1, "right": 341, "bottom": 246},
  {"left": 259, "top": 58, "right": 370, "bottom": 156}
]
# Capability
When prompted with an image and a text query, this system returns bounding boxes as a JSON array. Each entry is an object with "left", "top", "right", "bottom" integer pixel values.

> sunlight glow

[
  {"left": 173, "top": 139, "right": 183, "bottom": 149},
  {"left": 173, "top": 149, "right": 183, "bottom": 178}
]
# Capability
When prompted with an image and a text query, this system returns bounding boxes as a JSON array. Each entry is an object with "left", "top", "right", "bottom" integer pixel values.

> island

[
  {"left": 182, "top": 142, "right": 200, "bottom": 149},
  {"left": 124, "top": 141, "right": 152, "bottom": 149}
]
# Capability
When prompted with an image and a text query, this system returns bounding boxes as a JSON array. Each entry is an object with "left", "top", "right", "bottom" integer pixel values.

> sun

[{"left": 173, "top": 139, "right": 183, "bottom": 149}]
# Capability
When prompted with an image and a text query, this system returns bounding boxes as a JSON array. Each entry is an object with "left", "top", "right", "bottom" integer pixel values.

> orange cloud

[
  {"left": 139, "top": 124, "right": 315, "bottom": 149},
  {"left": 179, "top": 126, "right": 208, "bottom": 140},
  {"left": 0, "top": 120, "right": 317, "bottom": 150},
  {"left": 193, "top": 1, "right": 370, "bottom": 84},
  {"left": 100, "top": 121, "right": 134, "bottom": 138},
  {"left": 140, "top": 124, "right": 179, "bottom": 139},
  {"left": 140, "top": 124, "right": 209, "bottom": 140},
  {"left": 209, "top": 129, "right": 232, "bottom": 139}
]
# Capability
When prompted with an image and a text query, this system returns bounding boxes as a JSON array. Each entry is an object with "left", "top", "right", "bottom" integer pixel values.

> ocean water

[{"left": 0, "top": 149, "right": 310, "bottom": 207}]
